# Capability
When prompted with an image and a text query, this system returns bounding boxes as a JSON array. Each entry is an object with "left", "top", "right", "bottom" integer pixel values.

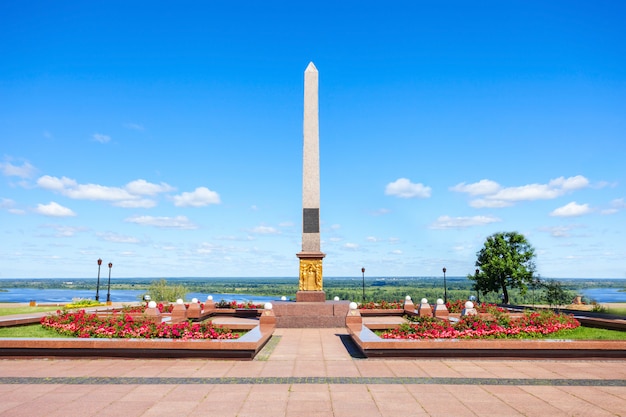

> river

[
  {"left": 579, "top": 288, "right": 626, "bottom": 303},
  {"left": 1, "top": 287, "right": 624, "bottom": 304},
  {"left": 0, "top": 288, "right": 280, "bottom": 304}
]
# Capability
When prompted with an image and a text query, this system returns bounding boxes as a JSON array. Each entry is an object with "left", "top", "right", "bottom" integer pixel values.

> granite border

[
  {"left": 0, "top": 323, "right": 274, "bottom": 360},
  {"left": 347, "top": 323, "right": 626, "bottom": 359}
]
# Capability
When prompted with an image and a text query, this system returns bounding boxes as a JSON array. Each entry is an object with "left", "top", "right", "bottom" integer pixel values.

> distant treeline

[{"left": 1, "top": 277, "right": 624, "bottom": 304}]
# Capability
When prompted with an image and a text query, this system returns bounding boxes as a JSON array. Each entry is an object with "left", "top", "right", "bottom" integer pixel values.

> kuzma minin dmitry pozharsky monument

[
  {"left": 272, "top": 62, "right": 350, "bottom": 326},
  {"left": 296, "top": 62, "right": 326, "bottom": 302}
]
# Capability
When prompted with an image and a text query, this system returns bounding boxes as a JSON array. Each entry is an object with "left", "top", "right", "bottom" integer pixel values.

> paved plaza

[{"left": 1, "top": 327, "right": 625, "bottom": 417}]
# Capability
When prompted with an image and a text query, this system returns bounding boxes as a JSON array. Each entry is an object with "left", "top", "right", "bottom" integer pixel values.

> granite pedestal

[{"left": 272, "top": 300, "right": 350, "bottom": 328}]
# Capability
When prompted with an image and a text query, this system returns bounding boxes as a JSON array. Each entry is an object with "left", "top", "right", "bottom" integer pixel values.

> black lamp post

[
  {"left": 361, "top": 267, "right": 365, "bottom": 302},
  {"left": 442, "top": 267, "right": 447, "bottom": 304},
  {"left": 475, "top": 269, "right": 480, "bottom": 304},
  {"left": 95, "top": 258, "right": 102, "bottom": 301},
  {"left": 106, "top": 262, "right": 113, "bottom": 304}
]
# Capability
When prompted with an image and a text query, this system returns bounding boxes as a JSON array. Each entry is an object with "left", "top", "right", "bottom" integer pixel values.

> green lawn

[
  {"left": 548, "top": 326, "right": 626, "bottom": 340},
  {"left": 605, "top": 307, "right": 626, "bottom": 316},
  {"left": 0, "top": 324, "right": 70, "bottom": 338},
  {"left": 0, "top": 306, "right": 61, "bottom": 316}
]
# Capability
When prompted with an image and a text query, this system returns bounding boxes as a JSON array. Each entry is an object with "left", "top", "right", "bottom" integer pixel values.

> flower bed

[
  {"left": 215, "top": 300, "right": 265, "bottom": 309},
  {"left": 121, "top": 300, "right": 264, "bottom": 314},
  {"left": 358, "top": 301, "right": 404, "bottom": 310},
  {"left": 41, "top": 310, "right": 240, "bottom": 340},
  {"left": 356, "top": 300, "right": 506, "bottom": 313},
  {"left": 380, "top": 310, "right": 580, "bottom": 340},
  {"left": 445, "top": 300, "right": 506, "bottom": 314}
]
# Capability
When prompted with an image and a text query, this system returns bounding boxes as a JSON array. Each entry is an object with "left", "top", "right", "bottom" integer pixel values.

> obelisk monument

[{"left": 296, "top": 62, "right": 326, "bottom": 302}]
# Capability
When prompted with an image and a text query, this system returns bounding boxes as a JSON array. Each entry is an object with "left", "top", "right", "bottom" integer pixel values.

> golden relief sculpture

[{"left": 298, "top": 259, "right": 323, "bottom": 291}]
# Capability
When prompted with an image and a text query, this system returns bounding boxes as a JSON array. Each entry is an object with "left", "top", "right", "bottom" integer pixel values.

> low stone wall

[
  {"left": 0, "top": 323, "right": 273, "bottom": 360},
  {"left": 347, "top": 323, "right": 626, "bottom": 359}
]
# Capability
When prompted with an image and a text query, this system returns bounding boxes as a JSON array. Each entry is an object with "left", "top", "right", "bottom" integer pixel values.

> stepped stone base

[
  {"left": 296, "top": 291, "right": 326, "bottom": 302},
  {"left": 272, "top": 300, "right": 350, "bottom": 328}
]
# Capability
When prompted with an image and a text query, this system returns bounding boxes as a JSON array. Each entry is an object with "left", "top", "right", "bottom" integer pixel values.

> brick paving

[{"left": 1, "top": 328, "right": 625, "bottom": 417}]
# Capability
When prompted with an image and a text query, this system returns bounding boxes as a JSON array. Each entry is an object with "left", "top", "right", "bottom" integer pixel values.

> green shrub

[
  {"left": 590, "top": 303, "right": 608, "bottom": 313},
  {"left": 63, "top": 299, "right": 103, "bottom": 309},
  {"left": 143, "top": 279, "right": 189, "bottom": 302}
]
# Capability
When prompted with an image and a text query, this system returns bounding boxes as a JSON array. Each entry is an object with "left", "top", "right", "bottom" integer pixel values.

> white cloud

[
  {"left": 35, "top": 202, "right": 76, "bottom": 217},
  {"left": 1, "top": 198, "right": 16, "bottom": 209},
  {"left": 125, "top": 215, "right": 197, "bottom": 229},
  {"left": 98, "top": 232, "right": 141, "bottom": 243},
  {"left": 344, "top": 242, "right": 359, "bottom": 250},
  {"left": 65, "top": 183, "right": 136, "bottom": 201},
  {"left": 366, "top": 236, "right": 378, "bottom": 242},
  {"left": 37, "top": 175, "right": 134, "bottom": 200},
  {"left": 125, "top": 179, "right": 174, "bottom": 196},
  {"left": 37, "top": 175, "right": 175, "bottom": 207},
  {"left": 550, "top": 202, "right": 592, "bottom": 217},
  {"left": 173, "top": 187, "right": 221, "bottom": 207},
  {"left": 430, "top": 215, "right": 501, "bottom": 230},
  {"left": 601, "top": 198, "right": 626, "bottom": 215},
  {"left": 113, "top": 199, "right": 157, "bottom": 208},
  {"left": 197, "top": 243, "right": 216, "bottom": 254},
  {"left": 453, "top": 175, "right": 591, "bottom": 208},
  {"left": 490, "top": 184, "right": 561, "bottom": 201},
  {"left": 42, "top": 224, "right": 88, "bottom": 237},
  {"left": 450, "top": 179, "right": 500, "bottom": 196},
  {"left": 550, "top": 175, "right": 590, "bottom": 191},
  {"left": 250, "top": 225, "right": 280, "bottom": 235},
  {"left": 1, "top": 199, "right": 25, "bottom": 215},
  {"left": 385, "top": 178, "right": 431, "bottom": 198},
  {"left": 92, "top": 133, "right": 111, "bottom": 143},
  {"left": 469, "top": 199, "right": 514, "bottom": 208},
  {"left": 37, "top": 175, "right": 76, "bottom": 191},
  {"left": 0, "top": 160, "right": 37, "bottom": 178},
  {"left": 538, "top": 225, "right": 578, "bottom": 238}
]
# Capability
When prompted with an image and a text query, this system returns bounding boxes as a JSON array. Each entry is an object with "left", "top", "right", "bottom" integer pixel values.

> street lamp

[
  {"left": 475, "top": 269, "right": 480, "bottom": 304},
  {"left": 442, "top": 267, "right": 447, "bottom": 304},
  {"left": 361, "top": 267, "right": 365, "bottom": 302},
  {"left": 95, "top": 258, "right": 102, "bottom": 301},
  {"left": 106, "top": 262, "right": 113, "bottom": 305}
]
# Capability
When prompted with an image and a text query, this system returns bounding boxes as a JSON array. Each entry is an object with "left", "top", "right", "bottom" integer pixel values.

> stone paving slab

[{"left": 1, "top": 328, "right": 625, "bottom": 417}]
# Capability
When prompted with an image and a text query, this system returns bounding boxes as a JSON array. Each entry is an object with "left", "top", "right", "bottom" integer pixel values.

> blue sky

[{"left": 1, "top": 1, "right": 625, "bottom": 279}]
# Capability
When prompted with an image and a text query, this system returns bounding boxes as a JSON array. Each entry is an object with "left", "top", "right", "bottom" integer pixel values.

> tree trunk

[{"left": 501, "top": 284, "right": 509, "bottom": 304}]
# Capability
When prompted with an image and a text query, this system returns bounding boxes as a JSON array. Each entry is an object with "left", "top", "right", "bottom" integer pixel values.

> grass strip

[
  {"left": 0, "top": 306, "right": 61, "bottom": 316},
  {"left": 0, "top": 323, "right": 71, "bottom": 338}
]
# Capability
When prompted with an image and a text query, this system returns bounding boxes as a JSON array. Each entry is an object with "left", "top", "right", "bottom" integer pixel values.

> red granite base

[
  {"left": 295, "top": 291, "right": 326, "bottom": 302},
  {"left": 272, "top": 300, "right": 350, "bottom": 328}
]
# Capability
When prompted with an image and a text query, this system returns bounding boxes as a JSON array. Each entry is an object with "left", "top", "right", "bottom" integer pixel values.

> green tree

[
  {"left": 543, "top": 280, "right": 572, "bottom": 308},
  {"left": 144, "top": 279, "right": 189, "bottom": 302},
  {"left": 469, "top": 232, "right": 536, "bottom": 304}
]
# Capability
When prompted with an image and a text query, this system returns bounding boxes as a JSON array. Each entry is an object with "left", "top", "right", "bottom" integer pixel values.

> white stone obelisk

[{"left": 297, "top": 62, "right": 325, "bottom": 302}]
